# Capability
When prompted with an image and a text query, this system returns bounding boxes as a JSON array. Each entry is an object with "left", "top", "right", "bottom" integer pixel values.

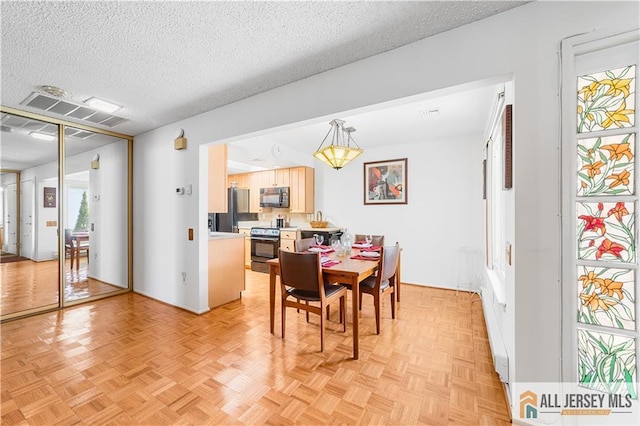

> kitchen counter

[
  {"left": 299, "top": 227, "right": 342, "bottom": 232},
  {"left": 209, "top": 234, "right": 245, "bottom": 308},
  {"left": 209, "top": 232, "right": 245, "bottom": 240}
]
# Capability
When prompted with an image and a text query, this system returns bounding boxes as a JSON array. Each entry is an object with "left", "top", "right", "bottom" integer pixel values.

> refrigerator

[{"left": 209, "top": 187, "right": 258, "bottom": 233}]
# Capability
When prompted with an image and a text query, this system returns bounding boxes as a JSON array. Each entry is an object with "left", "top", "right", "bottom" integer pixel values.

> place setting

[
  {"left": 308, "top": 234, "right": 334, "bottom": 253},
  {"left": 351, "top": 235, "right": 382, "bottom": 260}
]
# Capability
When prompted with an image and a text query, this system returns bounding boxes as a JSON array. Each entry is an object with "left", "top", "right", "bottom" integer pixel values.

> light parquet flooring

[
  {"left": 1, "top": 258, "right": 122, "bottom": 316},
  {"left": 1, "top": 270, "right": 511, "bottom": 425}
]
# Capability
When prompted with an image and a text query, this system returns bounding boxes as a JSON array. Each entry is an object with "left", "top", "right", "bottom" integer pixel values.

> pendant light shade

[{"left": 313, "top": 119, "right": 363, "bottom": 170}]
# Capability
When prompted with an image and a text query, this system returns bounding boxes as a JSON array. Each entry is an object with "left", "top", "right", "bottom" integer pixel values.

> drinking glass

[
  {"left": 315, "top": 235, "right": 324, "bottom": 246},
  {"left": 365, "top": 235, "right": 373, "bottom": 245}
]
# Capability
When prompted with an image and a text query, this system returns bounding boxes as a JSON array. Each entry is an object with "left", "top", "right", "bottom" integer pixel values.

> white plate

[
  {"left": 359, "top": 251, "right": 380, "bottom": 257},
  {"left": 309, "top": 247, "right": 331, "bottom": 253},
  {"left": 352, "top": 243, "right": 372, "bottom": 248}
]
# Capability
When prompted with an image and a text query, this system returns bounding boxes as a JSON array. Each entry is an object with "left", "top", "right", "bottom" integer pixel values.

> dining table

[
  {"left": 267, "top": 249, "right": 380, "bottom": 360},
  {"left": 71, "top": 231, "right": 89, "bottom": 270}
]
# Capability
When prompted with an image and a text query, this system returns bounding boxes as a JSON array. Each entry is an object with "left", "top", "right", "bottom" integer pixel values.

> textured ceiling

[{"left": 1, "top": 0, "right": 527, "bottom": 140}]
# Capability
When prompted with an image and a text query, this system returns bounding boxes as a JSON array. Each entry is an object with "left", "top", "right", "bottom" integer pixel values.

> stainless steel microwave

[{"left": 260, "top": 186, "right": 290, "bottom": 208}]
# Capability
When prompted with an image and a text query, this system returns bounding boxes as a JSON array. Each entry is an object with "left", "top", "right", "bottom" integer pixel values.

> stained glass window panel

[
  {"left": 577, "top": 65, "right": 636, "bottom": 133},
  {"left": 577, "top": 266, "right": 635, "bottom": 330},
  {"left": 577, "top": 201, "right": 636, "bottom": 263},
  {"left": 577, "top": 133, "right": 635, "bottom": 196},
  {"left": 578, "top": 329, "right": 636, "bottom": 396}
]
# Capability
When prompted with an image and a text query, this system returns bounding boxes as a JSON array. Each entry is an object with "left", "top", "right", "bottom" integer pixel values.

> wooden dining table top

[{"left": 266, "top": 249, "right": 380, "bottom": 360}]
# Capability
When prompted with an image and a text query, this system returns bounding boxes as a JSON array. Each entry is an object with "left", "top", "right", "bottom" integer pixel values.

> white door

[
  {"left": 4, "top": 183, "right": 18, "bottom": 255},
  {"left": 20, "top": 179, "right": 35, "bottom": 259}
]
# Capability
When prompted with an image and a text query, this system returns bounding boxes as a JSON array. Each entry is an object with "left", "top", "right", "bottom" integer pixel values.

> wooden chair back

[
  {"left": 355, "top": 234, "right": 385, "bottom": 246},
  {"left": 279, "top": 249, "right": 324, "bottom": 297},
  {"left": 294, "top": 238, "right": 315, "bottom": 252}
]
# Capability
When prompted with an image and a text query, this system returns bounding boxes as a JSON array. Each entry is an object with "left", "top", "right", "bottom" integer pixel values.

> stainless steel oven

[{"left": 250, "top": 227, "right": 280, "bottom": 273}]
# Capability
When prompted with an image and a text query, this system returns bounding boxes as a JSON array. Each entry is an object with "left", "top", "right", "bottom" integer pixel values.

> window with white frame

[{"left": 487, "top": 93, "right": 507, "bottom": 282}]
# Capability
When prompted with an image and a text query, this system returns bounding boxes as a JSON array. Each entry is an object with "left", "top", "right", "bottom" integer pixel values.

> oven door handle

[{"left": 251, "top": 237, "right": 279, "bottom": 242}]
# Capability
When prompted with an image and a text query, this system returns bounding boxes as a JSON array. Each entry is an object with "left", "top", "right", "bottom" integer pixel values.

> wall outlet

[{"left": 180, "top": 272, "right": 187, "bottom": 284}]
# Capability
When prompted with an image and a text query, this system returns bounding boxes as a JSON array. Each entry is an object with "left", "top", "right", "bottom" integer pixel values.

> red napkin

[
  {"left": 322, "top": 260, "right": 341, "bottom": 267},
  {"left": 312, "top": 244, "right": 331, "bottom": 249},
  {"left": 360, "top": 246, "right": 381, "bottom": 252},
  {"left": 350, "top": 255, "right": 379, "bottom": 261}
]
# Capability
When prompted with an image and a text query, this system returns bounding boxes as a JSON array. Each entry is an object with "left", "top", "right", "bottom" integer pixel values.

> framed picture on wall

[
  {"left": 43, "top": 187, "right": 56, "bottom": 208},
  {"left": 363, "top": 158, "right": 408, "bottom": 205}
]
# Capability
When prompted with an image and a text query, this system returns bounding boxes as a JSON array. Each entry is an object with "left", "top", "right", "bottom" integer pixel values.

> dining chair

[
  {"left": 292, "top": 237, "right": 318, "bottom": 318},
  {"left": 278, "top": 249, "right": 347, "bottom": 351},
  {"left": 74, "top": 234, "right": 90, "bottom": 270},
  {"left": 64, "top": 229, "right": 75, "bottom": 268},
  {"left": 359, "top": 242, "right": 401, "bottom": 334},
  {"left": 355, "top": 234, "right": 385, "bottom": 246},
  {"left": 294, "top": 237, "right": 315, "bottom": 252}
]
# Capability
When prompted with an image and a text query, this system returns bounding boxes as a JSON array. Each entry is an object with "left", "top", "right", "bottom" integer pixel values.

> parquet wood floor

[
  {"left": 1, "top": 258, "right": 122, "bottom": 317},
  {"left": 1, "top": 270, "right": 512, "bottom": 425}
]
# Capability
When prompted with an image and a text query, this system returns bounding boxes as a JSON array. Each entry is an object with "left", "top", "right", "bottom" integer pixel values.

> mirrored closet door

[{"left": 0, "top": 109, "right": 132, "bottom": 321}]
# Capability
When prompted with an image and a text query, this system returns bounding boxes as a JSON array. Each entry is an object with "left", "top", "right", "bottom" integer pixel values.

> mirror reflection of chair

[
  {"left": 64, "top": 228, "right": 89, "bottom": 270},
  {"left": 279, "top": 249, "right": 347, "bottom": 351},
  {"left": 359, "top": 242, "right": 401, "bottom": 334},
  {"left": 355, "top": 234, "right": 385, "bottom": 246}
]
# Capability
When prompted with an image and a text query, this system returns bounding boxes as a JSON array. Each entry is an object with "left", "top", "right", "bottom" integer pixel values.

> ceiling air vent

[{"left": 20, "top": 92, "right": 128, "bottom": 128}]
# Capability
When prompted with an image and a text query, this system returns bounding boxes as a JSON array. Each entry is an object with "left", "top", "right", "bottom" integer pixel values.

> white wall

[
  {"left": 316, "top": 134, "right": 485, "bottom": 289},
  {"left": 131, "top": 1, "right": 640, "bottom": 407},
  {"left": 89, "top": 140, "right": 128, "bottom": 287}
]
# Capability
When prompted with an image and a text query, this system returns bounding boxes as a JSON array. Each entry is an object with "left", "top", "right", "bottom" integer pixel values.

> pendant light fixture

[{"left": 313, "top": 119, "right": 363, "bottom": 170}]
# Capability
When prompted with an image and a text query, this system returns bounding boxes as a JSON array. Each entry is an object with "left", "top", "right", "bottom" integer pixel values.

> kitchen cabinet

[
  {"left": 239, "top": 228, "right": 251, "bottom": 268},
  {"left": 289, "top": 166, "right": 315, "bottom": 213},
  {"left": 280, "top": 229, "right": 300, "bottom": 252},
  {"left": 209, "top": 144, "right": 228, "bottom": 213},
  {"left": 208, "top": 234, "right": 245, "bottom": 308},
  {"left": 228, "top": 173, "right": 250, "bottom": 189},
  {"left": 260, "top": 169, "right": 289, "bottom": 187},
  {"left": 249, "top": 172, "right": 262, "bottom": 213},
  {"left": 243, "top": 166, "right": 313, "bottom": 213}
]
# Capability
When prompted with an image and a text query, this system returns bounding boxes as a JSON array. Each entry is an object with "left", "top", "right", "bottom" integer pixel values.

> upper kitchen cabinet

[
  {"left": 209, "top": 144, "right": 228, "bottom": 213},
  {"left": 228, "top": 172, "right": 250, "bottom": 189},
  {"left": 289, "top": 166, "right": 314, "bottom": 213},
  {"left": 261, "top": 169, "right": 289, "bottom": 187}
]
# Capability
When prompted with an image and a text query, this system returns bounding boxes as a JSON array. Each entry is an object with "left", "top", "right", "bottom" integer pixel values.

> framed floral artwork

[
  {"left": 43, "top": 187, "right": 56, "bottom": 208},
  {"left": 363, "top": 158, "right": 407, "bottom": 205}
]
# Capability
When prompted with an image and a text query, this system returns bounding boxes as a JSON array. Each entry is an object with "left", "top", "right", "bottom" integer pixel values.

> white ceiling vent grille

[
  {"left": 20, "top": 92, "right": 127, "bottom": 128},
  {"left": 1, "top": 112, "right": 94, "bottom": 140}
]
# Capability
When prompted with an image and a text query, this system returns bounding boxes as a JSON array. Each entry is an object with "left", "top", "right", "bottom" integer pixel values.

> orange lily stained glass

[
  {"left": 577, "top": 266, "right": 635, "bottom": 330},
  {"left": 577, "top": 65, "right": 635, "bottom": 133},
  {"left": 577, "top": 202, "right": 635, "bottom": 263},
  {"left": 577, "top": 133, "right": 635, "bottom": 196}
]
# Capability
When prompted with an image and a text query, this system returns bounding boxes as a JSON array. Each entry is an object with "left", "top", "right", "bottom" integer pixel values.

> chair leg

[
  {"left": 374, "top": 293, "right": 380, "bottom": 335},
  {"left": 340, "top": 296, "right": 346, "bottom": 332},
  {"left": 390, "top": 290, "right": 396, "bottom": 319},
  {"left": 326, "top": 305, "right": 330, "bottom": 320},
  {"left": 281, "top": 299, "right": 286, "bottom": 339},
  {"left": 359, "top": 291, "right": 363, "bottom": 310},
  {"left": 320, "top": 305, "right": 325, "bottom": 352},
  {"left": 306, "top": 301, "right": 310, "bottom": 322}
]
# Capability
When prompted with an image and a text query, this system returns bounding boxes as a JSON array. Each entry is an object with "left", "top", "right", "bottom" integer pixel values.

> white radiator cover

[{"left": 480, "top": 275, "right": 509, "bottom": 383}]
